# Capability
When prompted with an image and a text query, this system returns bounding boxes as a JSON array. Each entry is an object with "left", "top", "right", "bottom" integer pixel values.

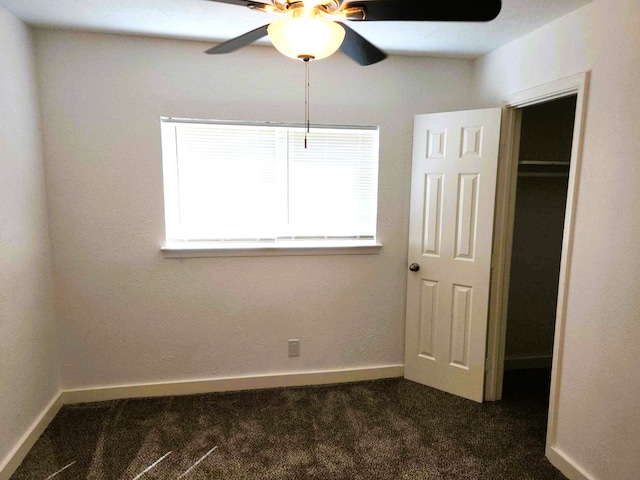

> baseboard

[
  {"left": 546, "top": 445, "right": 595, "bottom": 480},
  {"left": 504, "top": 355, "right": 553, "bottom": 370},
  {"left": 2, "top": 368, "right": 598, "bottom": 480},
  {"left": 1, "top": 366, "right": 402, "bottom": 477},
  {"left": 62, "top": 365, "right": 404, "bottom": 404},
  {"left": 0, "top": 392, "right": 63, "bottom": 480}
]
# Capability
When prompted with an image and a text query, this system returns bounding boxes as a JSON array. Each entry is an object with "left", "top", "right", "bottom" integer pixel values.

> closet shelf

[
  {"left": 517, "top": 159, "right": 570, "bottom": 178},
  {"left": 518, "top": 160, "right": 571, "bottom": 166},
  {"left": 518, "top": 172, "right": 568, "bottom": 178}
]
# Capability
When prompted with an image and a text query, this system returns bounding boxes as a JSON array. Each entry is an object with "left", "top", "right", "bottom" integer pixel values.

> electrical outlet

[{"left": 288, "top": 339, "right": 300, "bottom": 357}]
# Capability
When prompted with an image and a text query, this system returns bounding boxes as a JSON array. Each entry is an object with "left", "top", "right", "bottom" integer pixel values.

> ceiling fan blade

[
  {"left": 203, "top": 0, "right": 272, "bottom": 7},
  {"left": 205, "top": 24, "right": 270, "bottom": 54},
  {"left": 338, "top": 22, "right": 387, "bottom": 66},
  {"left": 341, "top": 0, "right": 502, "bottom": 22}
]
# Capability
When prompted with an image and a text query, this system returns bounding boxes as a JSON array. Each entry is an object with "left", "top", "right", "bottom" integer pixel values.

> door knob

[{"left": 409, "top": 263, "right": 420, "bottom": 272}]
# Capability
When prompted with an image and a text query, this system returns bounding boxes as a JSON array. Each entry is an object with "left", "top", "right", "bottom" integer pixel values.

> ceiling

[{"left": 0, "top": 0, "right": 592, "bottom": 59}]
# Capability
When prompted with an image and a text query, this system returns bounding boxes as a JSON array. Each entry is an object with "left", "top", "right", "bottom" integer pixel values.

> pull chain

[{"left": 304, "top": 57, "right": 310, "bottom": 149}]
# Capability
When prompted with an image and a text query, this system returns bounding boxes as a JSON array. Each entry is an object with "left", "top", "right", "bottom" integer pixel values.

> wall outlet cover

[{"left": 288, "top": 339, "right": 300, "bottom": 357}]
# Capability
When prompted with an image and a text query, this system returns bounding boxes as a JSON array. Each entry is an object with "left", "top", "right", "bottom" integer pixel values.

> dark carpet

[{"left": 11, "top": 370, "right": 565, "bottom": 479}]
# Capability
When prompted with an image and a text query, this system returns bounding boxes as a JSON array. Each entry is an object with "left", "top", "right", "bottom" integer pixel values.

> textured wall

[
  {"left": 34, "top": 30, "right": 473, "bottom": 390},
  {"left": 0, "top": 6, "right": 60, "bottom": 470},
  {"left": 473, "top": 1, "right": 640, "bottom": 478}
]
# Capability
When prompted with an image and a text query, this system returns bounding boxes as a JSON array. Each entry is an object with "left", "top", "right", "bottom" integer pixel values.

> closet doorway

[
  {"left": 484, "top": 73, "right": 589, "bottom": 413},
  {"left": 501, "top": 96, "right": 577, "bottom": 401}
]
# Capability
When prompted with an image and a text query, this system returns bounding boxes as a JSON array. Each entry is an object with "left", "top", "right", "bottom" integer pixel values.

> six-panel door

[{"left": 404, "top": 108, "right": 502, "bottom": 403}]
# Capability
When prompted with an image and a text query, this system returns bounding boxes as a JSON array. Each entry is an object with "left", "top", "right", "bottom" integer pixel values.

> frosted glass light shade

[{"left": 267, "top": 17, "right": 346, "bottom": 61}]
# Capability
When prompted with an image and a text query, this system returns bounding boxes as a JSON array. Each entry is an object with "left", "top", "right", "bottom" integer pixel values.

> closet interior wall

[{"left": 504, "top": 95, "right": 577, "bottom": 371}]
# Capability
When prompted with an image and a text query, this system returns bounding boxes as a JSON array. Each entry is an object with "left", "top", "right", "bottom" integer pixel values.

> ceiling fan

[{"left": 204, "top": 0, "right": 503, "bottom": 65}]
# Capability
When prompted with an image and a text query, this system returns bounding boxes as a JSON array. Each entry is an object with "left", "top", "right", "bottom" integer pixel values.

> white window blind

[{"left": 161, "top": 119, "right": 379, "bottom": 247}]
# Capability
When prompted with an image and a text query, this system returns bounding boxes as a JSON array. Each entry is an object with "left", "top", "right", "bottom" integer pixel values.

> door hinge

[{"left": 498, "top": 144, "right": 506, "bottom": 160}]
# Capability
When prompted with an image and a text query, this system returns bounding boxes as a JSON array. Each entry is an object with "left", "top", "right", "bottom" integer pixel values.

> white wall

[
  {"left": 473, "top": 1, "right": 640, "bottom": 479},
  {"left": 0, "top": 6, "right": 60, "bottom": 471},
  {"left": 34, "top": 30, "right": 473, "bottom": 390}
]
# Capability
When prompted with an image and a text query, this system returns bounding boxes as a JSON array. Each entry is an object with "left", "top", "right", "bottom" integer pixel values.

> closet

[{"left": 503, "top": 95, "right": 577, "bottom": 391}]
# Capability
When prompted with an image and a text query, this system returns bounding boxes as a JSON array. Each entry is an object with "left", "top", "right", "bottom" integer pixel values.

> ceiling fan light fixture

[{"left": 267, "top": 16, "right": 345, "bottom": 61}]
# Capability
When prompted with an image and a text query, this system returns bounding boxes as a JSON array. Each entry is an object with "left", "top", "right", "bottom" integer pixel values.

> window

[{"left": 160, "top": 119, "right": 380, "bottom": 255}]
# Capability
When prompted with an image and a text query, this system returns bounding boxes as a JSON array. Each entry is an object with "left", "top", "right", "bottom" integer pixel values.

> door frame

[{"left": 483, "top": 72, "right": 590, "bottom": 442}]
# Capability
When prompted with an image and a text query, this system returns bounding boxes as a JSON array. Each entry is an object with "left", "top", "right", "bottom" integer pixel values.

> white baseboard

[
  {"left": 504, "top": 355, "right": 553, "bottom": 370},
  {"left": 547, "top": 446, "right": 595, "bottom": 480},
  {"left": 4, "top": 368, "right": 601, "bottom": 480},
  {"left": 1, "top": 366, "right": 402, "bottom": 478},
  {"left": 0, "top": 392, "right": 63, "bottom": 480},
  {"left": 62, "top": 365, "right": 404, "bottom": 404}
]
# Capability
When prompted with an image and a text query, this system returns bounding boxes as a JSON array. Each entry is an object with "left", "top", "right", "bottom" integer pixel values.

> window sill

[{"left": 161, "top": 241, "right": 383, "bottom": 258}]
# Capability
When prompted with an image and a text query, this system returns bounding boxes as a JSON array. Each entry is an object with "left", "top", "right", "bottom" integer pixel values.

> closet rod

[
  {"left": 518, "top": 160, "right": 571, "bottom": 166},
  {"left": 518, "top": 172, "right": 568, "bottom": 178}
]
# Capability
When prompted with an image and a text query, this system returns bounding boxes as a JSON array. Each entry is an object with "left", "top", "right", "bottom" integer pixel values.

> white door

[{"left": 404, "top": 108, "right": 502, "bottom": 402}]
